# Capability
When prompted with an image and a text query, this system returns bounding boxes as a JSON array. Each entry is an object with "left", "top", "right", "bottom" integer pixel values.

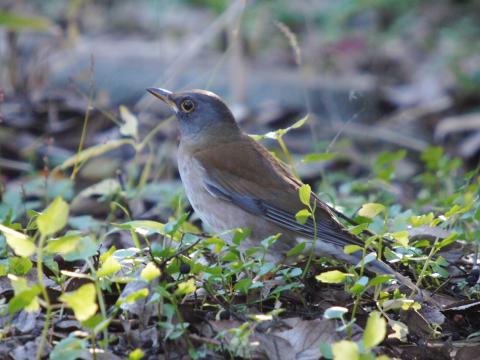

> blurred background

[
  {"left": 1, "top": 3, "right": 480, "bottom": 358},
  {"left": 0, "top": 0, "right": 479, "bottom": 221}
]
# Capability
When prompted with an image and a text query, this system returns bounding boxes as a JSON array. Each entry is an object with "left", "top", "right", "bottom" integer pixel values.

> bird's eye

[{"left": 180, "top": 99, "right": 195, "bottom": 113}]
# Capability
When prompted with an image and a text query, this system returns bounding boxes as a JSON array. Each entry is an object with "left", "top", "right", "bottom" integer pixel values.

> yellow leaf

[
  {"left": 141, "top": 262, "right": 160, "bottom": 282},
  {"left": 316, "top": 270, "right": 348, "bottom": 284},
  {"left": 37, "top": 197, "right": 69, "bottom": 237},
  {"left": 60, "top": 139, "right": 134, "bottom": 170},
  {"left": 298, "top": 184, "right": 311, "bottom": 206},
  {"left": 364, "top": 311, "right": 387, "bottom": 349},
  {"left": 119, "top": 105, "right": 139, "bottom": 140},
  {"left": 358, "top": 203, "right": 385, "bottom": 219},
  {"left": 45, "top": 234, "right": 81, "bottom": 254},
  {"left": 332, "top": 340, "right": 359, "bottom": 360},
  {"left": 9, "top": 275, "right": 40, "bottom": 312},
  {"left": 59, "top": 283, "right": 98, "bottom": 321},
  {"left": 175, "top": 279, "right": 196, "bottom": 295},
  {"left": 390, "top": 231, "right": 409, "bottom": 247},
  {"left": 0, "top": 224, "right": 35, "bottom": 257},
  {"left": 97, "top": 256, "right": 122, "bottom": 278}
]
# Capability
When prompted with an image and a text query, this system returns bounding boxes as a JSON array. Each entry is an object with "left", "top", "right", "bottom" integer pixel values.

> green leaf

[
  {"left": 81, "top": 314, "right": 111, "bottom": 335},
  {"left": 81, "top": 314, "right": 103, "bottom": 329},
  {"left": 374, "top": 150, "right": 406, "bottom": 182},
  {"left": 93, "top": 317, "right": 112, "bottom": 335},
  {"left": 45, "top": 234, "right": 81, "bottom": 254},
  {"left": 260, "top": 234, "right": 281, "bottom": 248},
  {"left": 444, "top": 204, "right": 471, "bottom": 218},
  {"left": 286, "top": 241, "right": 306, "bottom": 257},
  {"left": 319, "top": 343, "right": 333, "bottom": 359},
  {"left": 437, "top": 232, "right": 457, "bottom": 249},
  {"left": 358, "top": 203, "right": 385, "bottom": 219},
  {"left": 421, "top": 146, "right": 443, "bottom": 170},
  {"left": 409, "top": 213, "right": 434, "bottom": 227},
  {"left": 232, "top": 228, "right": 251, "bottom": 245},
  {"left": 50, "top": 336, "right": 87, "bottom": 360},
  {"left": 389, "top": 231, "right": 409, "bottom": 247},
  {"left": 257, "top": 262, "right": 275, "bottom": 277},
  {"left": 114, "top": 220, "right": 165, "bottom": 236},
  {"left": 62, "top": 236, "right": 97, "bottom": 261},
  {"left": 348, "top": 223, "right": 369, "bottom": 235},
  {"left": 303, "top": 153, "right": 335, "bottom": 163},
  {"left": 360, "top": 252, "right": 378, "bottom": 266},
  {"left": 141, "top": 262, "right": 161, "bottom": 282},
  {"left": 8, "top": 257, "right": 32, "bottom": 275},
  {"left": 331, "top": 340, "right": 359, "bottom": 360},
  {"left": 368, "top": 275, "right": 392, "bottom": 287},
  {"left": 113, "top": 248, "right": 140, "bottom": 258},
  {"left": 8, "top": 276, "right": 41, "bottom": 313},
  {"left": 97, "top": 256, "right": 122, "bottom": 278},
  {"left": 0, "top": 224, "right": 36, "bottom": 257},
  {"left": 350, "top": 276, "right": 369, "bottom": 295},
  {"left": 298, "top": 184, "right": 311, "bottom": 206},
  {"left": 59, "top": 283, "right": 98, "bottom": 322},
  {"left": 8, "top": 287, "right": 40, "bottom": 313},
  {"left": 129, "top": 349, "right": 145, "bottom": 360},
  {"left": 295, "top": 209, "right": 311, "bottom": 224},
  {"left": 69, "top": 215, "right": 102, "bottom": 231},
  {"left": 37, "top": 197, "right": 69, "bottom": 237},
  {"left": 123, "top": 288, "right": 149, "bottom": 304},
  {"left": 364, "top": 311, "right": 387, "bottom": 349},
  {"left": 204, "top": 236, "right": 226, "bottom": 253},
  {"left": 0, "top": 263, "right": 6, "bottom": 277},
  {"left": 323, "top": 306, "right": 348, "bottom": 320},
  {"left": 175, "top": 279, "right": 196, "bottom": 296},
  {"left": 288, "top": 267, "right": 302, "bottom": 277},
  {"left": 0, "top": 11, "right": 55, "bottom": 32},
  {"left": 234, "top": 278, "right": 252, "bottom": 294},
  {"left": 344, "top": 244, "right": 363, "bottom": 254},
  {"left": 316, "top": 270, "right": 348, "bottom": 284}
]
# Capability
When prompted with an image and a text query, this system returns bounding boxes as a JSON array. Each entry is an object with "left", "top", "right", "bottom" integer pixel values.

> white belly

[
  {"left": 177, "top": 152, "right": 233, "bottom": 232},
  {"left": 177, "top": 149, "right": 293, "bottom": 263}
]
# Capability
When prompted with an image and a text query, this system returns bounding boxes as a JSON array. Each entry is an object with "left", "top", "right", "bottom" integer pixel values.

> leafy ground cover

[
  {"left": 0, "top": 112, "right": 479, "bottom": 359},
  {"left": 1, "top": 1, "right": 480, "bottom": 359}
]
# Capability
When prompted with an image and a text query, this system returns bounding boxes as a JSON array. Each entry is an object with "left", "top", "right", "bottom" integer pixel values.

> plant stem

[
  {"left": 347, "top": 246, "right": 367, "bottom": 338},
  {"left": 302, "top": 201, "right": 317, "bottom": 279},
  {"left": 277, "top": 136, "right": 299, "bottom": 178},
  {"left": 71, "top": 81, "right": 93, "bottom": 181},
  {"left": 413, "top": 237, "right": 439, "bottom": 295},
  {"left": 347, "top": 295, "right": 360, "bottom": 339},
  {"left": 36, "top": 235, "right": 51, "bottom": 360},
  {"left": 91, "top": 331, "right": 97, "bottom": 360},
  {"left": 138, "top": 116, "right": 174, "bottom": 151},
  {"left": 87, "top": 260, "right": 109, "bottom": 349}
]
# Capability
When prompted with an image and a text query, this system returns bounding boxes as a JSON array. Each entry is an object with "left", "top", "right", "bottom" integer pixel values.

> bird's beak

[{"left": 146, "top": 87, "right": 178, "bottom": 112}]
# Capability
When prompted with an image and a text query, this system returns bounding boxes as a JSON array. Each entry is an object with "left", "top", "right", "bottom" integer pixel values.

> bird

[{"left": 146, "top": 87, "right": 418, "bottom": 290}]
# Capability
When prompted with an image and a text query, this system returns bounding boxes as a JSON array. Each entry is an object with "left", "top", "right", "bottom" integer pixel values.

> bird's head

[{"left": 147, "top": 88, "right": 240, "bottom": 144}]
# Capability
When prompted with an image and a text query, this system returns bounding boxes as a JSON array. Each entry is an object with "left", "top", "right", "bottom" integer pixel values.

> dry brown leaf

[{"left": 207, "top": 317, "right": 341, "bottom": 360}]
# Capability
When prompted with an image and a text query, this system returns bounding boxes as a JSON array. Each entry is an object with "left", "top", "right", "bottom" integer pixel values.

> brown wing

[{"left": 193, "top": 135, "right": 363, "bottom": 248}]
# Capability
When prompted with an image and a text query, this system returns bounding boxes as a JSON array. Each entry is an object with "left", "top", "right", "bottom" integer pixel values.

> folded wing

[{"left": 194, "top": 135, "right": 363, "bottom": 249}]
